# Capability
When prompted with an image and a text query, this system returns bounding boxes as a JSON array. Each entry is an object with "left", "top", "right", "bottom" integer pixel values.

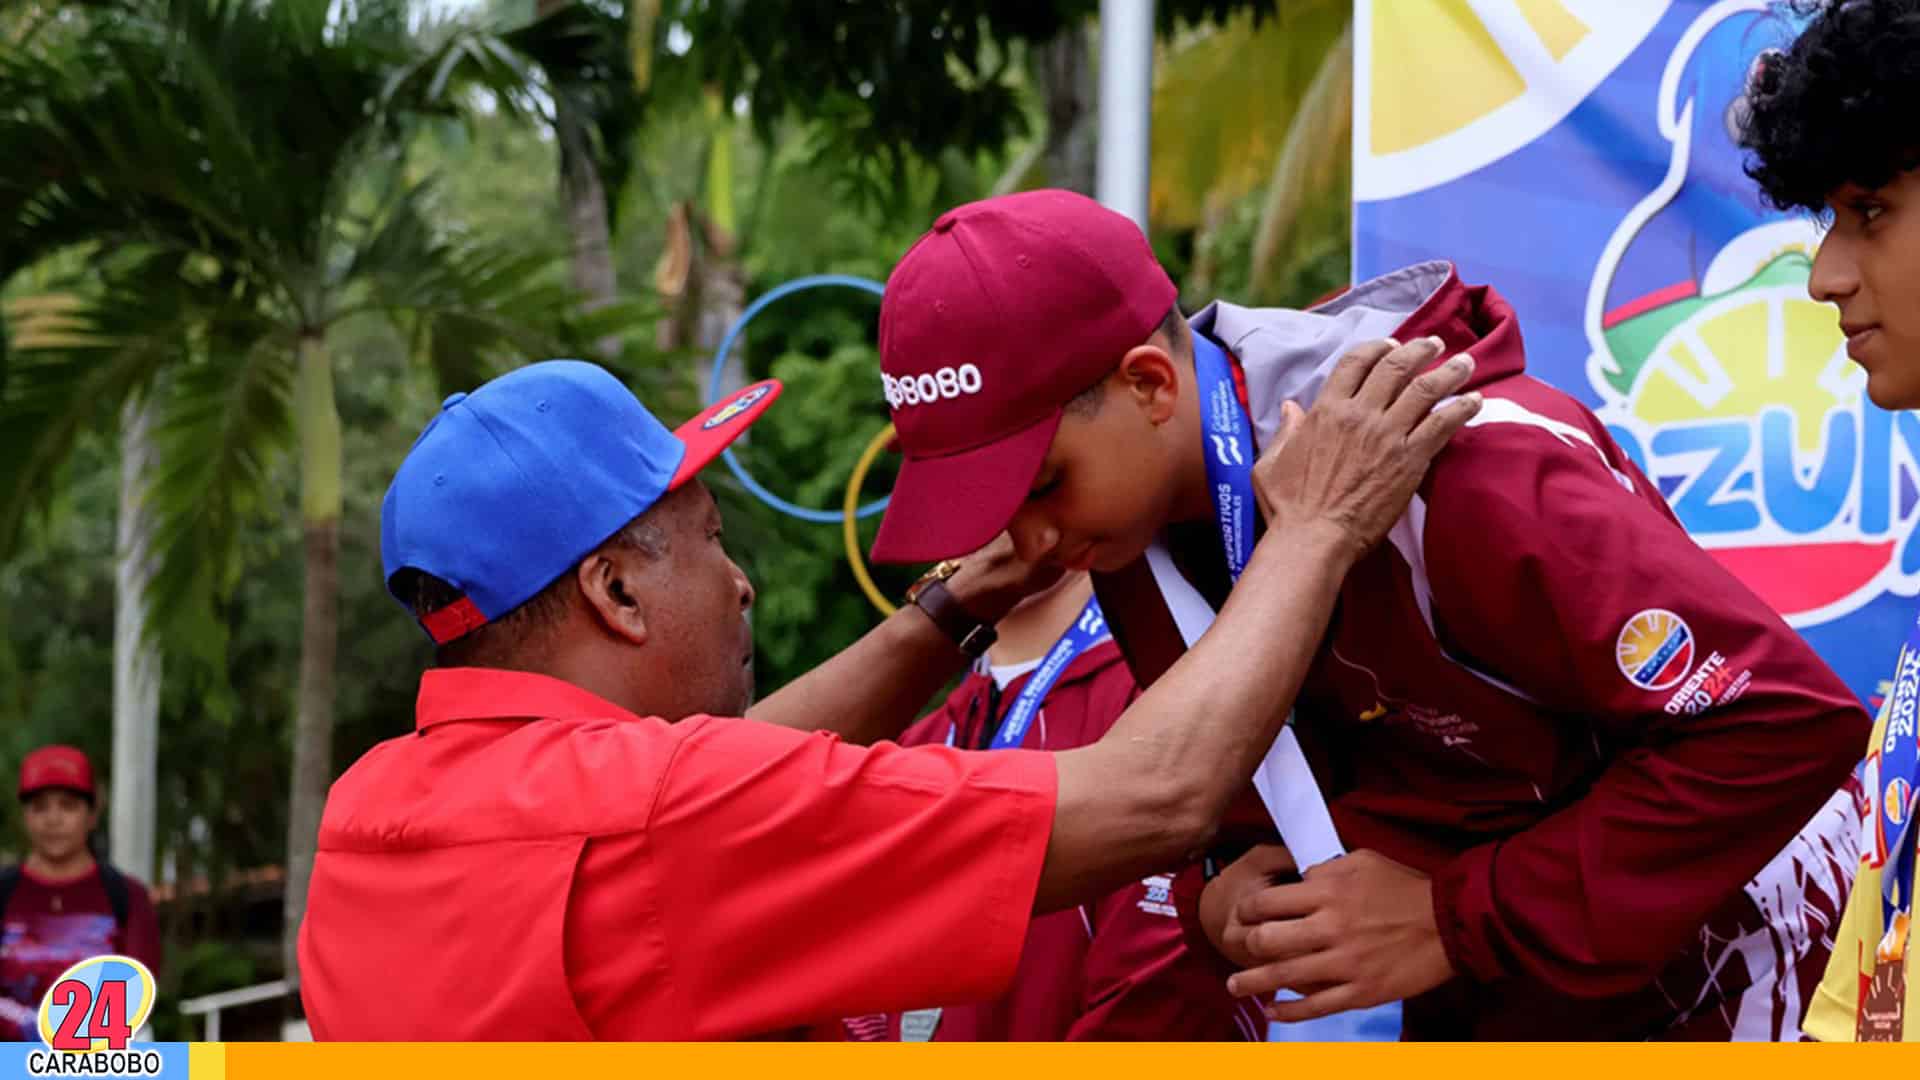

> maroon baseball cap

[
  {"left": 18, "top": 745, "right": 94, "bottom": 801},
  {"left": 872, "top": 189, "right": 1177, "bottom": 563}
]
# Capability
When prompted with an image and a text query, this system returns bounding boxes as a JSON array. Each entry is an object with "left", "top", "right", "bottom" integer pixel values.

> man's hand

[
  {"left": 1198, "top": 844, "right": 1299, "bottom": 968},
  {"left": 1223, "top": 849, "right": 1456, "bottom": 1023},
  {"left": 1254, "top": 337, "right": 1480, "bottom": 562},
  {"left": 942, "top": 532, "right": 1065, "bottom": 624}
]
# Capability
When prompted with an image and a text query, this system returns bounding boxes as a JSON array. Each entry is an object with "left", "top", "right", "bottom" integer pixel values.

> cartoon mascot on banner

[
  {"left": 1585, "top": 0, "right": 1873, "bottom": 1039},
  {"left": 1587, "top": 0, "right": 1920, "bottom": 633}
]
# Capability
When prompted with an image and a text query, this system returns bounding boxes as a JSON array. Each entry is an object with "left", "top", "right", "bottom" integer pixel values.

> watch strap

[{"left": 912, "top": 578, "right": 997, "bottom": 658}]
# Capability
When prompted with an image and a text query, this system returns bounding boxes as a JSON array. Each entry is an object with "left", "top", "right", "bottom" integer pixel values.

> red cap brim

[
  {"left": 870, "top": 409, "right": 1062, "bottom": 564},
  {"left": 671, "top": 379, "right": 783, "bottom": 490}
]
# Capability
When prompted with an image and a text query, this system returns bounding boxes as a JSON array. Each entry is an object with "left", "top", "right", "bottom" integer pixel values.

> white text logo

[
  {"left": 1210, "top": 434, "right": 1245, "bottom": 466},
  {"left": 883, "top": 364, "right": 984, "bottom": 410}
]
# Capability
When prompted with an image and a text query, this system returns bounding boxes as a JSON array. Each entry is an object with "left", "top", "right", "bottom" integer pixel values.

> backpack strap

[
  {"left": 0, "top": 865, "right": 18, "bottom": 919},
  {"left": 97, "top": 864, "right": 130, "bottom": 930}
]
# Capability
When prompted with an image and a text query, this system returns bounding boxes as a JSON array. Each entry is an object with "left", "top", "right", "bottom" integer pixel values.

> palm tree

[
  {"left": 514, "top": 0, "right": 650, "bottom": 356},
  {"left": 0, "top": 1, "right": 168, "bottom": 888},
  {"left": 1150, "top": 0, "right": 1353, "bottom": 302},
  {"left": 0, "top": 0, "right": 631, "bottom": 978}
]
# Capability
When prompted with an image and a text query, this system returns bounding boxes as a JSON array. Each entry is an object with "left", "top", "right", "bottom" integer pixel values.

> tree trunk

[
  {"left": 658, "top": 94, "right": 748, "bottom": 396},
  {"left": 111, "top": 396, "right": 160, "bottom": 886},
  {"left": 539, "top": 0, "right": 621, "bottom": 360},
  {"left": 656, "top": 211, "right": 747, "bottom": 393},
  {"left": 284, "top": 332, "right": 342, "bottom": 985},
  {"left": 694, "top": 235, "right": 746, "bottom": 392},
  {"left": 1035, "top": 23, "right": 1097, "bottom": 195},
  {"left": 556, "top": 101, "right": 622, "bottom": 359},
  {"left": 697, "top": 89, "right": 746, "bottom": 395}
]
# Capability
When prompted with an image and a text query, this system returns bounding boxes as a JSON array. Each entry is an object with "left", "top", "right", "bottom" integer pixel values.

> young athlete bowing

[{"left": 867, "top": 189, "right": 1868, "bottom": 1040}]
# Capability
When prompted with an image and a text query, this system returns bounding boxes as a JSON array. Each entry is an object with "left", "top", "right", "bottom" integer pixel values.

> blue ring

[{"left": 707, "top": 274, "right": 889, "bottom": 523}]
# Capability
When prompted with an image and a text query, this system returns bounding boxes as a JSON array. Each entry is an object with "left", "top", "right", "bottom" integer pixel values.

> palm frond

[
  {"left": 0, "top": 289, "right": 183, "bottom": 558},
  {"left": 487, "top": 2, "right": 646, "bottom": 230},
  {"left": 1249, "top": 22, "right": 1352, "bottom": 295},
  {"left": 143, "top": 329, "right": 296, "bottom": 663},
  {"left": 1150, "top": 0, "right": 1350, "bottom": 229}
]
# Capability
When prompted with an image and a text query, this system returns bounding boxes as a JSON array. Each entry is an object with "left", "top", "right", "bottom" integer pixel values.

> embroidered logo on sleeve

[
  {"left": 1661, "top": 650, "right": 1753, "bottom": 715},
  {"left": 1137, "top": 875, "right": 1177, "bottom": 918},
  {"left": 1616, "top": 608, "right": 1696, "bottom": 691}
]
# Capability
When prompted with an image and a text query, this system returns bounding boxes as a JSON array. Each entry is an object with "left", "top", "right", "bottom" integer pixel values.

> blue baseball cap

[{"left": 381, "top": 360, "right": 781, "bottom": 643}]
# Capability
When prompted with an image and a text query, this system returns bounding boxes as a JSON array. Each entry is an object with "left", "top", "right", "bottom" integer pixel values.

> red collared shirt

[{"left": 298, "top": 668, "right": 1057, "bottom": 1040}]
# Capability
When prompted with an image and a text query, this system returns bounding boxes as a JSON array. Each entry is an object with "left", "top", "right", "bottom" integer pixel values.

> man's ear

[
  {"left": 577, "top": 549, "right": 648, "bottom": 646},
  {"left": 1115, "top": 344, "right": 1182, "bottom": 426}
]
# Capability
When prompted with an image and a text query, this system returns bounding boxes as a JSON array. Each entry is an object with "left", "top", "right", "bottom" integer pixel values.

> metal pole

[{"left": 1095, "top": 0, "right": 1156, "bottom": 229}]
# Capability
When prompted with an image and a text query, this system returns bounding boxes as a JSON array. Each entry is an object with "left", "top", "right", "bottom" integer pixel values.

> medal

[{"left": 901, "top": 1007, "right": 941, "bottom": 1042}]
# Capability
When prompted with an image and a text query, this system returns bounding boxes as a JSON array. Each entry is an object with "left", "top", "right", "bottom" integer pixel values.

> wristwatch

[{"left": 906, "top": 559, "right": 998, "bottom": 658}]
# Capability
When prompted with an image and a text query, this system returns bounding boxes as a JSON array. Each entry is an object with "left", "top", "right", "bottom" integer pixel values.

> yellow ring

[{"left": 844, "top": 422, "right": 899, "bottom": 617}]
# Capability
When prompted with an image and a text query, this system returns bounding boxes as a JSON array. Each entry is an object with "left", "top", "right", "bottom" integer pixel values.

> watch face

[{"left": 909, "top": 560, "right": 961, "bottom": 602}]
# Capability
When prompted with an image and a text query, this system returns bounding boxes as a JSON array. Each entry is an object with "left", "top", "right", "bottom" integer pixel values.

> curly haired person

[{"left": 1742, "top": 0, "right": 1920, "bottom": 1041}]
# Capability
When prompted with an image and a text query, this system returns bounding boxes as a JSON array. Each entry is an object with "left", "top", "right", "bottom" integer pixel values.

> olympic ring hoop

[
  {"left": 844, "top": 423, "right": 900, "bottom": 617},
  {"left": 706, "top": 274, "right": 889, "bottom": 524}
]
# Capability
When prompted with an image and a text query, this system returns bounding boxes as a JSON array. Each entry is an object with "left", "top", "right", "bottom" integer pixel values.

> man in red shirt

[
  {"left": 297, "top": 348, "right": 1478, "bottom": 1040},
  {"left": 2, "top": 746, "right": 162, "bottom": 1041},
  {"left": 835, "top": 573, "right": 1264, "bottom": 1041}
]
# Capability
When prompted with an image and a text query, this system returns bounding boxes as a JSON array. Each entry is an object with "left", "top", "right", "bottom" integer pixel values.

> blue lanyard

[
  {"left": 949, "top": 595, "right": 1108, "bottom": 751},
  {"left": 1194, "top": 333, "right": 1257, "bottom": 582},
  {"left": 989, "top": 596, "right": 1107, "bottom": 749},
  {"left": 1878, "top": 610, "right": 1920, "bottom": 961}
]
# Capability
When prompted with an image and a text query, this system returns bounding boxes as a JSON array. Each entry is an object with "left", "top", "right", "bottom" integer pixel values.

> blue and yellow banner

[{"left": 1354, "top": 0, "right": 1909, "bottom": 704}]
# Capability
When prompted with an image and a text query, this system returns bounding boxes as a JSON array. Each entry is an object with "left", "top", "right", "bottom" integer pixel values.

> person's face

[
  {"left": 1810, "top": 167, "right": 1920, "bottom": 409},
  {"left": 1004, "top": 347, "right": 1190, "bottom": 573},
  {"left": 627, "top": 481, "right": 758, "bottom": 717},
  {"left": 23, "top": 789, "right": 95, "bottom": 863}
]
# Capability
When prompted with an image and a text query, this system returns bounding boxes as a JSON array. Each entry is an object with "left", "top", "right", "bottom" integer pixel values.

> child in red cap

[{"left": 2, "top": 745, "right": 161, "bottom": 1041}]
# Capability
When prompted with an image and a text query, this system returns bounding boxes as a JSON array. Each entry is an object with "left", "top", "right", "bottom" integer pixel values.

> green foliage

[
  {"left": 719, "top": 326, "right": 911, "bottom": 689},
  {"left": 0, "top": 0, "right": 640, "bottom": 672},
  {"left": 655, "top": 0, "right": 1274, "bottom": 212},
  {"left": 0, "top": 434, "right": 118, "bottom": 863},
  {"left": 150, "top": 939, "right": 256, "bottom": 1041},
  {"left": 1190, "top": 163, "right": 1354, "bottom": 310},
  {"left": 1150, "top": 1, "right": 1348, "bottom": 229}
]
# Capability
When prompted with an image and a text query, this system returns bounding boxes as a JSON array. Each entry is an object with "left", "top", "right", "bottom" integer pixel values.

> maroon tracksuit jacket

[
  {"left": 835, "top": 641, "right": 1262, "bottom": 1041},
  {"left": 1100, "top": 262, "right": 1869, "bottom": 1040}
]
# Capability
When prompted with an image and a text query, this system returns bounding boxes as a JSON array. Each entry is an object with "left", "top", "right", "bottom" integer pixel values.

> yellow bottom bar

[{"left": 187, "top": 1042, "right": 226, "bottom": 1079}]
